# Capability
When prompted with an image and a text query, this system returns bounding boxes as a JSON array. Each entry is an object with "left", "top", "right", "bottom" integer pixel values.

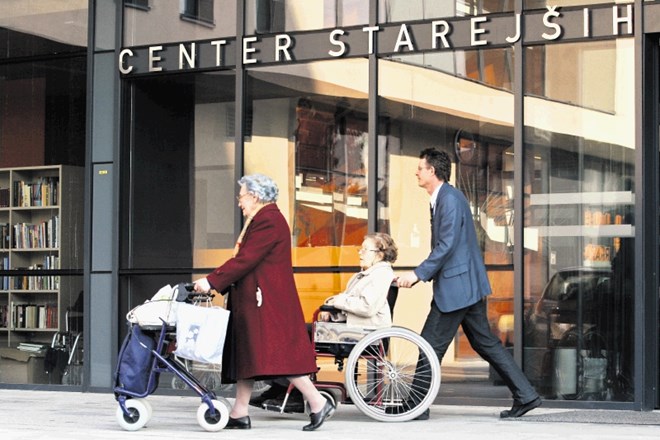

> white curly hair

[{"left": 238, "top": 174, "right": 279, "bottom": 203}]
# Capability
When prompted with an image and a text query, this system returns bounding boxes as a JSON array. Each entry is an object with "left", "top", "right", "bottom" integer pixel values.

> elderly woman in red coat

[{"left": 193, "top": 174, "right": 334, "bottom": 432}]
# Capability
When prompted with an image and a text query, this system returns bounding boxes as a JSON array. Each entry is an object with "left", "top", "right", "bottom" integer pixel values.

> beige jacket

[{"left": 323, "top": 261, "right": 394, "bottom": 329}]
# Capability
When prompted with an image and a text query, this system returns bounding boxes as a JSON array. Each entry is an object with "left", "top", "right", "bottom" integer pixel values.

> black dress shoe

[
  {"left": 302, "top": 400, "right": 335, "bottom": 431},
  {"left": 225, "top": 415, "right": 251, "bottom": 429},
  {"left": 500, "top": 397, "right": 542, "bottom": 418}
]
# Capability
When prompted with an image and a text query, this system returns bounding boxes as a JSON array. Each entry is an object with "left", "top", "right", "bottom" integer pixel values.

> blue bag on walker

[{"left": 115, "top": 325, "right": 157, "bottom": 394}]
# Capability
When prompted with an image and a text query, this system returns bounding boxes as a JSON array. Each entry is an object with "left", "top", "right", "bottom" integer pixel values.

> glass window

[
  {"left": 385, "top": 46, "right": 514, "bottom": 93},
  {"left": 120, "top": 70, "right": 236, "bottom": 387},
  {"left": 0, "top": 57, "right": 86, "bottom": 386},
  {"left": 245, "top": 0, "right": 368, "bottom": 34},
  {"left": 379, "top": 0, "right": 513, "bottom": 22},
  {"left": 122, "top": 71, "right": 237, "bottom": 272},
  {"left": 182, "top": 0, "right": 215, "bottom": 24},
  {"left": 380, "top": 49, "right": 515, "bottom": 395},
  {"left": 522, "top": 39, "right": 635, "bottom": 402},
  {"left": 126, "top": 0, "right": 150, "bottom": 10},
  {"left": 524, "top": 0, "right": 633, "bottom": 10},
  {"left": 0, "top": 0, "right": 88, "bottom": 59},
  {"left": 244, "top": 60, "right": 369, "bottom": 320},
  {"left": 124, "top": 0, "right": 236, "bottom": 47},
  {"left": 525, "top": 41, "right": 617, "bottom": 113}
]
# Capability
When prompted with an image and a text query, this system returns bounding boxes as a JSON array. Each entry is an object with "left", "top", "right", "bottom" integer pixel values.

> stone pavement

[{"left": 1, "top": 389, "right": 659, "bottom": 440}]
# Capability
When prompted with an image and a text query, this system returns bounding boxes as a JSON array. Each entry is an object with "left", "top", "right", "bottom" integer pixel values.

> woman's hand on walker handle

[
  {"left": 193, "top": 277, "right": 211, "bottom": 293},
  {"left": 396, "top": 272, "right": 419, "bottom": 288}
]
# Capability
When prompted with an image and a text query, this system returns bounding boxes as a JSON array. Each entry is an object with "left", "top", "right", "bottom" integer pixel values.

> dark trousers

[{"left": 421, "top": 298, "right": 538, "bottom": 404}]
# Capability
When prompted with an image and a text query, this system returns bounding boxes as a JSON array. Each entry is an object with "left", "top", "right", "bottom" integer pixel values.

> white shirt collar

[{"left": 429, "top": 182, "right": 443, "bottom": 211}]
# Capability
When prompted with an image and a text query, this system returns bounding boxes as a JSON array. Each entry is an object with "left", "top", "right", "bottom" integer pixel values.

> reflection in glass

[
  {"left": 525, "top": 41, "right": 618, "bottom": 113},
  {"left": 379, "top": 50, "right": 515, "bottom": 389},
  {"left": 379, "top": 0, "right": 513, "bottom": 22},
  {"left": 244, "top": 60, "right": 369, "bottom": 250},
  {"left": 124, "top": 0, "right": 236, "bottom": 47},
  {"left": 522, "top": 39, "right": 634, "bottom": 402},
  {"left": 385, "top": 46, "right": 514, "bottom": 93},
  {"left": 524, "top": 0, "right": 633, "bottom": 10},
  {"left": 246, "top": 0, "right": 368, "bottom": 34},
  {"left": 0, "top": 1, "right": 88, "bottom": 59}
]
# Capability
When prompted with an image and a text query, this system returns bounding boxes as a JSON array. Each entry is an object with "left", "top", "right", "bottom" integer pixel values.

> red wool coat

[{"left": 206, "top": 203, "right": 318, "bottom": 382}]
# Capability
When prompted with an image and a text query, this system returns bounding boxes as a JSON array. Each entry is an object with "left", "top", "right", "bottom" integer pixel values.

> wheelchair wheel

[{"left": 344, "top": 326, "right": 440, "bottom": 422}]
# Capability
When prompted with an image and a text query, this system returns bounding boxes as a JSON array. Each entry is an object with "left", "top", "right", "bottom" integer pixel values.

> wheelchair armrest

[{"left": 319, "top": 304, "right": 341, "bottom": 314}]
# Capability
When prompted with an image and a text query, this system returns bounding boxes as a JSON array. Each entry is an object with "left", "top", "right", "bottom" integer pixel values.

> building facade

[{"left": 0, "top": 0, "right": 659, "bottom": 411}]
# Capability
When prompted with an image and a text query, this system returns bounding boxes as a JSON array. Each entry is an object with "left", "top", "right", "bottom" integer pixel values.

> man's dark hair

[{"left": 420, "top": 148, "right": 451, "bottom": 182}]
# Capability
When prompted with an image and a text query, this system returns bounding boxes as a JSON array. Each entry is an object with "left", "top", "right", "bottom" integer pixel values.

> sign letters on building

[{"left": 119, "top": 4, "right": 633, "bottom": 76}]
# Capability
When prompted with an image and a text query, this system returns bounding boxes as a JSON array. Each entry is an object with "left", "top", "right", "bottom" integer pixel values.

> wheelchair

[{"left": 290, "top": 284, "right": 441, "bottom": 422}]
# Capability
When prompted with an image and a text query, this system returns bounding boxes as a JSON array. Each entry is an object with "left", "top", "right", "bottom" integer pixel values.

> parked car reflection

[
  {"left": 526, "top": 267, "right": 612, "bottom": 346},
  {"left": 524, "top": 267, "right": 627, "bottom": 400}
]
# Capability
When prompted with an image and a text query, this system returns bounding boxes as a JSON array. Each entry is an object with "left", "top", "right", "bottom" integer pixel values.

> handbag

[{"left": 174, "top": 302, "right": 230, "bottom": 365}]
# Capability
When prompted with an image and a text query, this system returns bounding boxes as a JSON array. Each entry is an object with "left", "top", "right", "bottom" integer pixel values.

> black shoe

[
  {"left": 302, "top": 400, "right": 335, "bottom": 431},
  {"left": 249, "top": 383, "right": 288, "bottom": 408},
  {"left": 225, "top": 415, "right": 251, "bottom": 430},
  {"left": 500, "top": 397, "right": 542, "bottom": 419},
  {"left": 262, "top": 394, "right": 305, "bottom": 414},
  {"left": 414, "top": 409, "right": 430, "bottom": 420}
]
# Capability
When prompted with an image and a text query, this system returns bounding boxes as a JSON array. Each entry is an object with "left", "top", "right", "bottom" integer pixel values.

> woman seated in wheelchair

[
  {"left": 253, "top": 233, "right": 398, "bottom": 414},
  {"left": 317, "top": 232, "right": 398, "bottom": 329}
]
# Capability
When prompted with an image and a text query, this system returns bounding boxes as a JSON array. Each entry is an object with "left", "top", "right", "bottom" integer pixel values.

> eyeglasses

[
  {"left": 358, "top": 248, "right": 380, "bottom": 253},
  {"left": 236, "top": 193, "right": 252, "bottom": 202}
]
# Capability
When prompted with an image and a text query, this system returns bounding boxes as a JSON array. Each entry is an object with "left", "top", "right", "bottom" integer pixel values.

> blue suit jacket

[{"left": 413, "top": 183, "right": 492, "bottom": 312}]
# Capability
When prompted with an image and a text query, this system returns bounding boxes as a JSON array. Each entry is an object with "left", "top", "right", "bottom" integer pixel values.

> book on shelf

[
  {"left": 13, "top": 177, "right": 59, "bottom": 208},
  {"left": 0, "top": 187, "right": 9, "bottom": 207},
  {"left": 0, "top": 303, "right": 7, "bottom": 327},
  {"left": 11, "top": 302, "right": 57, "bottom": 329},
  {"left": 0, "top": 223, "right": 9, "bottom": 249},
  {"left": 12, "top": 215, "right": 58, "bottom": 249}
]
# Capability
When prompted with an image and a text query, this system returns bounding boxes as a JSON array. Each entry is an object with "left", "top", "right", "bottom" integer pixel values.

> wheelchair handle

[{"left": 319, "top": 304, "right": 341, "bottom": 313}]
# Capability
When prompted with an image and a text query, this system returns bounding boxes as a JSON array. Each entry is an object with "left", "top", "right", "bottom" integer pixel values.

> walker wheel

[
  {"left": 196, "top": 398, "right": 230, "bottom": 431},
  {"left": 115, "top": 398, "right": 151, "bottom": 431}
]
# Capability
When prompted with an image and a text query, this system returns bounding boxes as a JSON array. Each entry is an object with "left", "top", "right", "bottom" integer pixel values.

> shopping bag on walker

[
  {"left": 126, "top": 283, "right": 185, "bottom": 327},
  {"left": 174, "top": 303, "right": 229, "bottom": 364}
]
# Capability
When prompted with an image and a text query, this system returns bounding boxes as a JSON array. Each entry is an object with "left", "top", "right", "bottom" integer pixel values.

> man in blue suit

[{"left": 397, "top": 148, "right": 541, "bottom": 419}]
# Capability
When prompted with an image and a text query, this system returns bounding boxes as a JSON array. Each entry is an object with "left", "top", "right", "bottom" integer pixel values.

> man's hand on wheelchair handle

[{"left": 396, "top": 272, "right": 419, "bottom": 288}]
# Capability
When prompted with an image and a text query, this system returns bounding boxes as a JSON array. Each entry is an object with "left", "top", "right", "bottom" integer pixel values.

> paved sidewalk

[{"left": 1, "top": 389, "right": 659, "bottom": 440}]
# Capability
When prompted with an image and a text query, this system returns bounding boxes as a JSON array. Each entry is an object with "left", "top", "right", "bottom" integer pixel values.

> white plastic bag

[
  {"left": 174, "top": 302, "right": 230, "bottom": 364},
  {"left": 126, "top": 284, "right": 179, "bottom": 326}
]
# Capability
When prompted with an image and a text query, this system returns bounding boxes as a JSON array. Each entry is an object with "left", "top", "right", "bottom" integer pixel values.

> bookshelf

[{"left": 0, "top": 165, "right": 83, "bottom": 348}]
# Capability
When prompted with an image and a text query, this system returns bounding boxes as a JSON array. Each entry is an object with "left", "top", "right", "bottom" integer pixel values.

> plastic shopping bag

[
  {"left": 174, "top": 303, "right": 230, "bottom": 364},
  {"left": 126, "top": 283, "right": 188, "bottom": 327}
]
